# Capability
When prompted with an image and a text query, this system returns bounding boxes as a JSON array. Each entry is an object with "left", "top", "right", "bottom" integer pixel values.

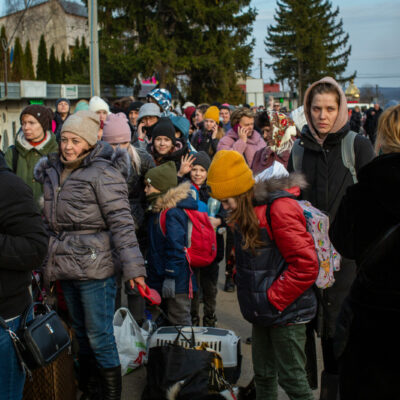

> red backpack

[{"left": 159, "top": 209, "right": 217, "bottom": 267}]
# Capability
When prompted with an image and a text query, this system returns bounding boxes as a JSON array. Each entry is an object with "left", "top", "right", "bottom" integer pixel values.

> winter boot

[
  {"left": 223, "top": 274, "right": 235, "bottom": 292},
  {"left": 99, "top": 365, "right": 122, "bottom": 400},
  {"left": 78, "top": 355, "right": 102, "bottom": 400},
  {"left": 319, "top": 371, "right": 340, "bottom": 400},
  {"left": 203, "top": 314, "right": 217, "bottom": 327}
]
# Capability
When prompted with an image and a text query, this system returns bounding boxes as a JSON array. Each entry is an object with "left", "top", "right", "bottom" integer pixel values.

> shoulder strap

[
  {"left": 159, "top": 209, "right": 170, "bottom": 236},
  {"left": 341, "top": 131, "right": 358, "bottom": 184},
  {"left": 291, "top": 139, "right": 304, "bottom": 172},
  {"left": 11, "top": 145, "right": 19, "bottom": 173},
  {"left": 183, "top": 209, "right": 194, "bottom": 248}
]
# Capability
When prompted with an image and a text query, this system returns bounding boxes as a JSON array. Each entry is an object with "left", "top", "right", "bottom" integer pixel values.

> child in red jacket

[{"left": 207, "top": 150, "right": 318, "bottom": 400}]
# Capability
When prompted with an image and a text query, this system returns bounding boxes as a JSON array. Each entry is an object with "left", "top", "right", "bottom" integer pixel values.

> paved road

[{"left": 121, "top": 267, "right": 322, "bottom": 399}]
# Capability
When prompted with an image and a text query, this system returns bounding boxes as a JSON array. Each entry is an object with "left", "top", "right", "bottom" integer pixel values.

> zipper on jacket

[
  {"left": 73, "top": 243, "right": 98, "bottom": 260},
  {"left": 322, "top": 147, "right": 329, "bottom": 210}
]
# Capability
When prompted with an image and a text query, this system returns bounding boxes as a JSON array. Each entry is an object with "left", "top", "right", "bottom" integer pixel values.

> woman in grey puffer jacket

[{"left": 34, "top": 110, "right": 146, "bottom": 400}]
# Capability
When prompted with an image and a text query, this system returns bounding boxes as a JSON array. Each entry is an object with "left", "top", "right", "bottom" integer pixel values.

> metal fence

[{"left": 0, "top": 82, "right": 133, "bottom": 100}]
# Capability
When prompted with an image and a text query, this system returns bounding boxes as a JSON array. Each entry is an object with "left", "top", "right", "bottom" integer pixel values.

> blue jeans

[
  {"left": 60, "top": 276, "right": 120, "bottom": 368},
  {"left": 0, "top": 313, "right": 32, "bottom": 400}
]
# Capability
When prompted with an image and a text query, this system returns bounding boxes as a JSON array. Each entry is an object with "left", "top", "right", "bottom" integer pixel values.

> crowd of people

[{"left": 1, "top": 78, "right": 399, "bottom": 400}]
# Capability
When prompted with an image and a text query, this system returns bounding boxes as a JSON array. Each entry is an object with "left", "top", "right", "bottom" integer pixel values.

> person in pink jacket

[{"left": 217, "top": 107, "right": 266, "bottom": 168}]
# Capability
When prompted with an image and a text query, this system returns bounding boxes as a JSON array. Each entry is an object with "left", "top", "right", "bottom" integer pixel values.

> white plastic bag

[
  {"left": 255, "top": 161, "right": 289, "bottom": 183},
  {"left": 113, "top": 307, "right": 148, "bottom": 375}
]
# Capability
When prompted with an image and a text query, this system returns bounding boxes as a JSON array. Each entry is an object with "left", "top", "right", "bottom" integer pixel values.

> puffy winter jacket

[
  {"left": 34, "top": 142, "right": 146, "bottom": 284},
  {"left": 146, "top": 181, "right": 197, "bottom": 295},
  {"left": 217, "top": 128, "right": 265, "bottom": 168},
  {"left": 0, "top": 153, "right": 48, "bottom": 320},
  {"left": 234, "top": 174, "right": 318, "bottom": 326}
]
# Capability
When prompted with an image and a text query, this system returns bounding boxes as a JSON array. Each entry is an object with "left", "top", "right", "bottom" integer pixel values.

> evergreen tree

[
  {"left": 0, "top": 26, "right": 11, "bottom": 83},
  {"left": 60, "top": 51, "right": 67, "bottom": 82},
  {"left": 48, "top": 44, "right": 61, "bottom": 83},
  {"left": 11, "top": 37, "right": 24, "bottom": 82},
  {"left": 36, "top": 34, "right": 49, "bottom": 81},
  {"left": 65, "top": 37, "right": 89, "bottom": 84},
  {"left": 97, "top": 0, "right": 256, "bottom": 102},
  {"left": 265, "top": 0, "right": 354, "bottom": 103},
  {"left": 23, "top": 40, "right": 35, "bottom": 79}
]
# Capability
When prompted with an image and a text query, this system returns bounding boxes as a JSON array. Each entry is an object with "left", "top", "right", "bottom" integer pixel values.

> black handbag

[
  {"left": 142, "top": 327, "right": 214, "bottom": 400},
  {"left": 0, "top": 301, "right": 71, "bottom": 379},
  {"left": 18, "top": 302, "right": 71, "bottom": 368}
]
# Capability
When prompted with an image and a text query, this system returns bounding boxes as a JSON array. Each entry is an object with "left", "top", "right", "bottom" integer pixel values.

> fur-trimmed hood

[
  {"left": 253, "top": 172, "right": 308, "bottom": 203},
  {"left": 34, "top": 141, "right": 130, "bottom": 183},
  {"left": 151, "top": 181, "right": 196, "bottom": 213},
  {"left": 15, "top": 129, "right": 56, "bottom": 155}
]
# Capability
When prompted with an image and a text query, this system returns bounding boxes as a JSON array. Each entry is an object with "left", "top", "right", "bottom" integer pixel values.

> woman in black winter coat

[
  {"left": 330, "top": 104, "right": 400, "bottom": 400},
  {"left": 287, "top": 77, "right": 375, "bottom": 395}
]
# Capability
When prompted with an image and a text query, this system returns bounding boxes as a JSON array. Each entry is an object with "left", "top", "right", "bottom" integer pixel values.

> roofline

[{"left": 0, "top": 0, "right": 87, "bottom": 20}]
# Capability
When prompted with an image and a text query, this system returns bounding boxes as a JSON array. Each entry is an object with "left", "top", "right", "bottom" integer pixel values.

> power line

[{"left": 357, "top": 76, "right": 400, "bottom": 79}]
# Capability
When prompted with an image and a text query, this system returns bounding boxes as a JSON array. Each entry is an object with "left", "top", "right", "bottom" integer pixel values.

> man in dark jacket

[
  {"left": 349, "top": 106, "right": 362, "bottom": 133},
  {"left": 288, "top": 77, "right": 375, "bottom": 400},
  {"left": 363, "top": 103, "right": 382, "bottom": 144},
  {"left": 0, "top": 152, "right": 48, "bottom": 400}
]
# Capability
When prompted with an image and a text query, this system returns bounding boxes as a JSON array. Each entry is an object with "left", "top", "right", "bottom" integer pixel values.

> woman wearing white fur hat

[{"left": 89, "top": 96, "right": 110, "bottom": 139}]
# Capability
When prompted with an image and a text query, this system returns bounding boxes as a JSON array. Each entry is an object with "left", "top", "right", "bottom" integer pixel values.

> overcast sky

[{"left": 251, "top": 0, "right": 400, "bottom": 88}]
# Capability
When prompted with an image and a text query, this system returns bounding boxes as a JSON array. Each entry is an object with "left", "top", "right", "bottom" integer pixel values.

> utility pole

[
  {"left": 1, "top": 39, "right": 7, "bottom": 97},
  {"left": 88, "top": 0, "right": 100, "bottom": 97},
  {"left": 259, "top": 58, "right": 263, "bottom": 80}
]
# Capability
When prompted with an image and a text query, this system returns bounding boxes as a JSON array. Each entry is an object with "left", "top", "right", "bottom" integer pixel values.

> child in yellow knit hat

[
  {"left": 191, "top": 106, "right": 225, "bottom": 158},
  {"left": 208, "top": 150, "right": 318, "bottom": 400}
]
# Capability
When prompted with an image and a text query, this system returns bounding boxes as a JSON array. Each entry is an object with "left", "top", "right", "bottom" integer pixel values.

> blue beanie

[{"left": 170, "top": 115, "right": 190, "bottom": 139}]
